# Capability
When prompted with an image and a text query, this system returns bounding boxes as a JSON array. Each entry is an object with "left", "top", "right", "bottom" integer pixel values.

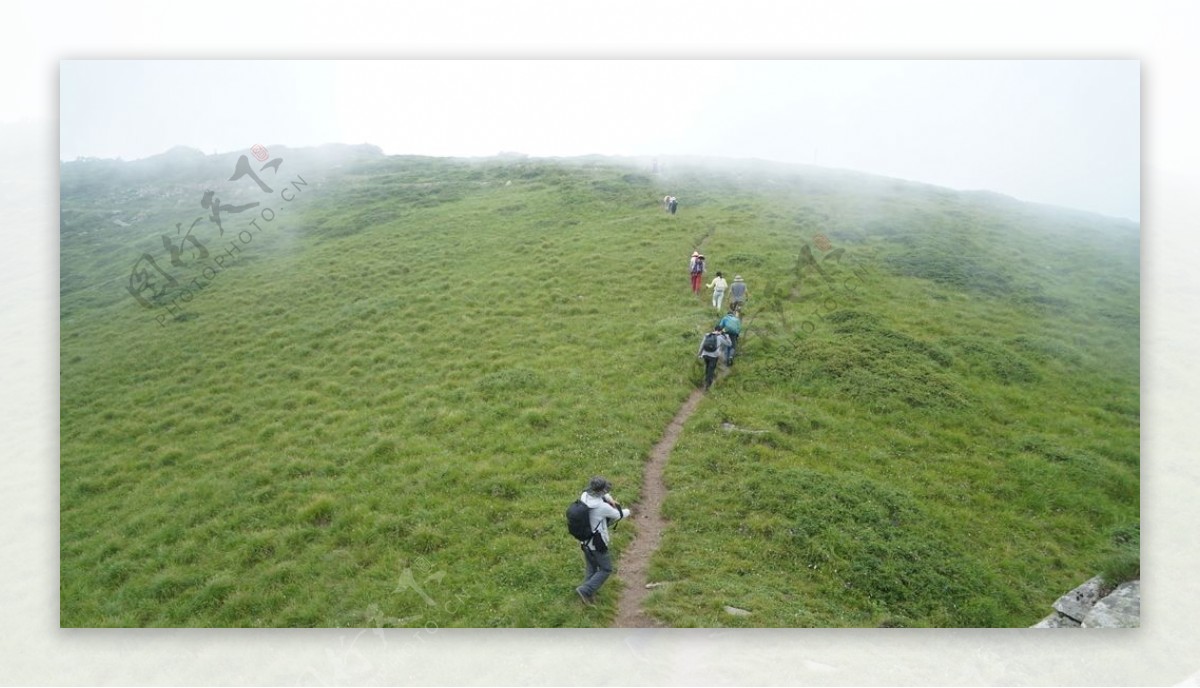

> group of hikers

[
  {"left": 568, "top": 195, "right": 753, "bottom": 608},
  {"left": 689, "top": 251, "right": 748, "bottom": 391},
  {"left": 690, "top": 251, "right": 747, "bottom": 310},
  {"left": 698, "top": 306, "right": 743, "bottom": 391}
]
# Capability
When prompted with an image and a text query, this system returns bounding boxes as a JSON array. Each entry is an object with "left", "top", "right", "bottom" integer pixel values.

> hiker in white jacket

[
  {"left": 576, "top": 477, "right": 631, "bottom": 605},
  {"left": 706, "top": 272, "right": 728, "bottom": 310}
]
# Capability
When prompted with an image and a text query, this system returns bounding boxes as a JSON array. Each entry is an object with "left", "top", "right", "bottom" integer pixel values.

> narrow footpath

[
  {"left": 609, "top": 234, "right": 722, "bottom": 627},
  {"left": 611, "top": 385, "right": 708, "bottom": 628}
]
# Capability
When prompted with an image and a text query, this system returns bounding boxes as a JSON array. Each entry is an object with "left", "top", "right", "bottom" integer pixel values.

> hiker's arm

[
  {"left": 596, "top": 501, "right": 622, "bottom": 521},
  {"left": 602, "top": 499, "right": 631, "bottom": 522}
]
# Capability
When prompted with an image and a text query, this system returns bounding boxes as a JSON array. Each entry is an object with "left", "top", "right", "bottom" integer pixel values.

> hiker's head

[
  {"left": 734, "top": 275, "right": 743, "bottom": 281},
  {"left": 692, "top": 251, "right": 700, "bottom": 258},
  {"left": 715, "top": 272, "right": 723, "bottom": 278},
  {"left": 586, "top": 476, "right": 611, "bottom": 496}
]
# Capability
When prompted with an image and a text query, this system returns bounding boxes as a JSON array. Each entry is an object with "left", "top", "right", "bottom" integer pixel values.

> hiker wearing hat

[
  {"left": 575, "top": 477, "right": 631, "bottom": 605},
  {"left": 729, "top": 275, "right": 748, "bottom": 313},
  {"left": 697, "top": 326, "right": 732, "bottom": 391},
  {"left": 706, "top": 271, "right": 728, "bottom": 311},
  {"left": 668, "top": 196, "right": 678, "bottom": 215},
  {"left": 689, "top": 252, "right": 706, "bottom": 294}
]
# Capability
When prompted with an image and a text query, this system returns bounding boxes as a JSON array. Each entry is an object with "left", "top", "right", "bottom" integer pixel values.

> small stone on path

[{"left": 723, "top": 606, "right": 752, "bottom": 617}]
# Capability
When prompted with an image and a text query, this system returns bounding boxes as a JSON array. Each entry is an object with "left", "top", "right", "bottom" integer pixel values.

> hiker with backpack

[
  {"left": 697, "top": 326, "right": 732, "bottom": 391},
  {"left": 567, "top": 476, "right": 631, "bottom": 605},
  {"left": 717, "top": 310, "right": 742, "bottom": 365},
  {"left": 689, "top": 252, "right": 706, "bottom": 294},
  {"left": 668, "top": 196, "right": 678, "bottom": 215},
  {"left": 706, "top": 271, "right": 728, "bottom": 311},
  {"left": 729, "top": 275, "right": 748, "bottom": 313}
]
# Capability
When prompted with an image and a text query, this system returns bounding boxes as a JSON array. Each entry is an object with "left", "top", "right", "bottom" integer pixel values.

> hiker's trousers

[
  {"left": 580, "top": 547, "right": 614, "bottom": 597},
  {"left": 702, "top": 355, "right": 719, "bottom": 389}
]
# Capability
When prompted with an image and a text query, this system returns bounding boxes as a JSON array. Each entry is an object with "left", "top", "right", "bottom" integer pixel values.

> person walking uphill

[
  {"left": 689, "top": 252, "right": 706, "bottom": 294},
  {"left": 697, "top": 326, "right": 731, "bottom": 391},
  {"left": 729, "top": 275, "right": 748, "bottom": 313},
  {"left": 707, "top": 271, "right": 728, "bottom": 311},
  {"left": 572, "top": 477, "right": 631, "bottom": 605},
  {"left": 717, "top": 309, "right": 742, "bottom": 365}
]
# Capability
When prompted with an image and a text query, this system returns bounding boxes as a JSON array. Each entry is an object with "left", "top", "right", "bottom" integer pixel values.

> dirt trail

[
  {"left": 611, "top": 385, "right": 709, "bottom": 628},
  {"left": 609, "top": 234, "right": 725, "bottom": 627}
]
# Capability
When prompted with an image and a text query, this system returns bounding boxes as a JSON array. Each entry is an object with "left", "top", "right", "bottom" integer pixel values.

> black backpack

[
  {"left": 702, "top": 332, "right": 719, "bottom": 353},
  {"left": 566, "top": 499, "right": 597, "bottom": 542}
]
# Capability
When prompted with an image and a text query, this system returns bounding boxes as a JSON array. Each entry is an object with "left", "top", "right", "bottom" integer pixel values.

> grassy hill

[{"left": 59, "top": 148, "right": 1139, "bottom": 627}]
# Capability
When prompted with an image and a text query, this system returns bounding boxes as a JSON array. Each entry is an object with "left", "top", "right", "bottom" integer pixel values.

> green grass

[{"left": 60, "top": 151, "right": 1138, "bottom": 627}]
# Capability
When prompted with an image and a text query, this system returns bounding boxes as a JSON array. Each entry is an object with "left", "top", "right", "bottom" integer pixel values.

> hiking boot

[{"left": 576, "top": 587, "right": 595, "bottom": 606}]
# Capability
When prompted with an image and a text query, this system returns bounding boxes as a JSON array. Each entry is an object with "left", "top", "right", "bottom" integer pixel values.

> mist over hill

[{"left": 59, "top": 145, "right": 1138, "bottom": 627}]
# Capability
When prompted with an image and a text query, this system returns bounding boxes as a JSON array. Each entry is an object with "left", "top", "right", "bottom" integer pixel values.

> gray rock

[
  {"left": 1052, "top": 576, "right": 1106, "bottom": 621},
  {"left": 723, "top": 606, "right": 752, "bottom": 617},
  {"left": 1032, "top": 612, "right": 1081, "bottom": 628},
  {"left": 1082, "top": 581, "right": 1140, "bottom": 628}
]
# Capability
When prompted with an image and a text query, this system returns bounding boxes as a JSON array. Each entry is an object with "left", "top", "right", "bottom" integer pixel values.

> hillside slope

[{"left": 59, "top": 150, "right": 1138, "bottom": 627}]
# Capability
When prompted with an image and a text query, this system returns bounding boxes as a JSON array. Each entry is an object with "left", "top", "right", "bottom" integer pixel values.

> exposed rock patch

[
  {"left": 1052, "top": 576, "right": 1106, "bottom": 621},
  {"left": 1082, "top": 581, "right": 1140, "bottom": 628},
  {"left": 1032, "top": 576, "right": 1139, "bottom": 628}
]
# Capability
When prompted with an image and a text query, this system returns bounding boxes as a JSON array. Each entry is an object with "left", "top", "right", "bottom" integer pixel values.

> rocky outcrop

[
  {"left": 1082, "top": 581, "right": 1140, "bottom": 628},
  {"left": 1032, "top": 576, "right": 1140, "bottom": 628},
  {"left": 1052, "top": 576, "right": 1106, "bottom": 621}
]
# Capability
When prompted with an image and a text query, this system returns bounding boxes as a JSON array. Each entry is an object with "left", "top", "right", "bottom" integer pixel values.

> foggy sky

[{"left": 59, "top": 60, "right": 1140, "bottom": 221}]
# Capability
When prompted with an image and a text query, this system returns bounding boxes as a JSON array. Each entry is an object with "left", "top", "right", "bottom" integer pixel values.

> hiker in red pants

[{"left": 689, "top": 252, "right": 705, "bottom": 294}]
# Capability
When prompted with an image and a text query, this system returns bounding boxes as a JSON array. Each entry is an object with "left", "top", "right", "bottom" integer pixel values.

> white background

[{"left": 4, "top": 0, "right": 1197, "bottom": 685}]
